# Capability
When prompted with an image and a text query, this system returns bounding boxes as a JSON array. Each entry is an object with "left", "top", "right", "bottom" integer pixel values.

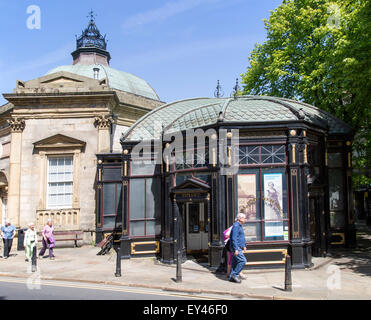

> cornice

[{"left": 3, "top": 91, "right": 120, "bottom": 107}]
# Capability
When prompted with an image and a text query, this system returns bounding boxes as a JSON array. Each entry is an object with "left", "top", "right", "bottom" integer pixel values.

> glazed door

[{"left": 186, "top": 202, "right": 208, "bottom": 252}]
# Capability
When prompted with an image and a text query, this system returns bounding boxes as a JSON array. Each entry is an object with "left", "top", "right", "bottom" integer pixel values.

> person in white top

[{"left": 24, "top": 222, "right": 38, "bottom": 262}]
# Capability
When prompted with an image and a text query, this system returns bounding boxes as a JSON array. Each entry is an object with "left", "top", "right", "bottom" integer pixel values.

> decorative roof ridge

[
  {"left": 220, "top": 98, "right": 234, "bottom": 121},
  {"left": 222, "top": 95, "right": 302, "bottom": 121},
  {"left": 163, "top": 101, "right": 223, "bottom": 133},
  {"left": 275, "top": 97, "right": 353, "bottom": 131},
  {"left": 121, "top": 97, "right": 217, "bottom": 141}
]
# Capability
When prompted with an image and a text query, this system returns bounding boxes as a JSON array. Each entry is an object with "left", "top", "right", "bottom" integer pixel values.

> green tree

[{"left": 241, "top": 0, "right": 371, "bottom": 188}]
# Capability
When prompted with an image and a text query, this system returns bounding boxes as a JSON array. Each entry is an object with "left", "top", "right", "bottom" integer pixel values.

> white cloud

[{"left": 122, "top": 0, "right": 222, "bottom": 31}]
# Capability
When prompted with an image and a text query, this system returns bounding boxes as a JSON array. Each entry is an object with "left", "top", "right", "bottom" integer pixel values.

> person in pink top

[
  {"left": 38, "top": 219, "right": 55, "bottom": 260},
  {"left": 223, "top": 226, "right": 233, "bottom": 277}
]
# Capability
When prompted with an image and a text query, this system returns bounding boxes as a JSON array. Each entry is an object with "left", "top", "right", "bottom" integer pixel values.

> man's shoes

[
  {"left": 50, "top": 256, "right": 55, "bottom": 260},
  {"left": 4, "top": 256, "right": 8, "bottom": 259},
  {"left": 42, "top": 255, "right": 48, "bottom": 259},
  {"left": 229, "top": 275, "right": 241, "bottom": 283},
  {"left": 25, "top": 259, "right": 29, "bottom": 262},
  {"left": 239, "top": 273, "right": 247, "bottom": 280}
]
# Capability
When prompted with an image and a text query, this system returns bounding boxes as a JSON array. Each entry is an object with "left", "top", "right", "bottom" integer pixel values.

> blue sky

[{"left": 0, "top": 0, "right": 282, "bottom": 105}]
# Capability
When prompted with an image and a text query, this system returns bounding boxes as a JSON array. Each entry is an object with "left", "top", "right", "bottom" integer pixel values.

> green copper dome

[
  {"left": 46, "top": 63, "right": 160, "bottom": 101},
  {"left": 122, "top": 96, "right": 352, "bottom": 141}
]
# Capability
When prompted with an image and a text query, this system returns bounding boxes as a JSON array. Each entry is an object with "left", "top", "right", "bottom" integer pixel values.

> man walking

[
  {"left": 1, "top": 219, "right": 16, "bottom": 259},
  {"left": 229, "top": 213, "right": 247, "bottom": 283}
]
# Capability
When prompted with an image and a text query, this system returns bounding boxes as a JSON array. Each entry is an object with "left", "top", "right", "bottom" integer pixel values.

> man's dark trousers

[
  {"left": 229, "top": 249, "right": 247, "bottom": 280},
  {"left": 3, "top": 239, "right": 13, "bottom": 258}
]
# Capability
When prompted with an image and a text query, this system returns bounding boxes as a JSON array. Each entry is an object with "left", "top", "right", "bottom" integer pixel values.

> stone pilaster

[
  {"left": 95, "top": 114, "right": 112, "bottom": 153},
  {"left": 7, "top": 117, "right": 25, "bottom": 227}
]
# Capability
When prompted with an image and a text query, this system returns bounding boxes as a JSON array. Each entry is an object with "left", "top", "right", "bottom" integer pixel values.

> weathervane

[
  {"left": 214, "top": 80, "right": 224, "bottom": 98},
  {"left": 231, "top": 78, "right": 241, "bottom": 99},
  {"left": 88, "top": 9, "right": 97, "bottom": 23}
]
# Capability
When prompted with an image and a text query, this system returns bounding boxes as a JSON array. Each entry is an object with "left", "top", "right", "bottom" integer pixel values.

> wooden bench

[{"left": 37, "top": 231, "right": 84, "bottom": 248}]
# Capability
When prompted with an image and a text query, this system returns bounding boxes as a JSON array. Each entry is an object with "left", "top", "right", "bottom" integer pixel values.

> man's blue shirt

[{"left": 230, "top": 221, "right": 246, "bottom": 251}]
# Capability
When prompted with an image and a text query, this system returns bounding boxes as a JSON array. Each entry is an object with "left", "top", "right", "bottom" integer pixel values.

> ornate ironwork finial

[
  {"left": 76, "top": 11, "right": 107, "bottom": 51},
  {"left": 88, "top": 9, "right": 97, "bottom": 23},
  {"left": 214, "top": 80, "right": 224, "bottom": 98},
  {"left": 231, "top": 78, "right": 241, "bottom": 99}
]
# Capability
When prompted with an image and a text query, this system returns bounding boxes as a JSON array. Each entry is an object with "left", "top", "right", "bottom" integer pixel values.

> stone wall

[{"left": 19, "top": 117, "right": 98, "bottom": 243}]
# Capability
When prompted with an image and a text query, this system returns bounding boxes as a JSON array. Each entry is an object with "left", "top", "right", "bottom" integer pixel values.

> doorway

[{"left": 184, "top": 202, "right": 208, "bottom": 253}]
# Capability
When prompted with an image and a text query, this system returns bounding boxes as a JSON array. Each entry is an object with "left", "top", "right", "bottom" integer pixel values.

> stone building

[
  {"left": 0, "top": 15, "right": 355, "bottom": 268},
  {"left": 0, "top": 16, "right": 163, "bottom": 243}
]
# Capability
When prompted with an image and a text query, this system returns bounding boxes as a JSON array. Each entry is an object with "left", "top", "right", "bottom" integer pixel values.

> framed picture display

[
  {"left": 237, "top": 174, "right": 258, "bottom": 221},
  {"left": 263, "top": 173, "right": 284, "bottom": 238},
  {"left": 236, "top": 168, "right": 289, "bottom": 242}
]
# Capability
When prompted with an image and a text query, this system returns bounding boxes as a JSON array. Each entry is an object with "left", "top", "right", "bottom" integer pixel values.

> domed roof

[
  {"left": 122, "top": 96, "right": 352, "bottom": 141},
  {"left": 46, "top": 63, "right": 160, "bottom": 101}
]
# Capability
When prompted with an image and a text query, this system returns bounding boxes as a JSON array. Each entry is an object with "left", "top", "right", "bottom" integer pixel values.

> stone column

[
  {"left": 7, "top": 117, "right": 25, "bottom": 227},
  {"left": 95, "top": 115, "right": 112, "bottom": 153}
]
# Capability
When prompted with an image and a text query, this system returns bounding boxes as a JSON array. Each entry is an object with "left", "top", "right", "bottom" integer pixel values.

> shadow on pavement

[
  {"left": 185, "top": 253, "right": 231, "bottom": 282},
  {"left": 214, "top": 272, "right": 230, "bottom": 282},
  {"left": 330, "top": 221, "right": 371, "bottom": 277},
  {"left": 272, "top": 285, "right": 286, "bottom": 292}
]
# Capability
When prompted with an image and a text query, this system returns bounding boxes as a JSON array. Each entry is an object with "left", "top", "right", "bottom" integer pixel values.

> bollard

[
  {"left": 284, "top": 254, "right": 292, "bottom": 291},
  {"left": 31, "top": 246, "right": 37, "bottom": 273},
  {"left": 115, "top": 247, "right": 121, "bottom": 277},
  {"left": 176, "top": 249, "right": 182, "bottom": 282}
]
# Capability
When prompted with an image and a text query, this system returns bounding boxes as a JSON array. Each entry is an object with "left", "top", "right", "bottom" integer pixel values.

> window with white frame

[{"left": 47, "top": 156, "right": 73, "bottom": 208}]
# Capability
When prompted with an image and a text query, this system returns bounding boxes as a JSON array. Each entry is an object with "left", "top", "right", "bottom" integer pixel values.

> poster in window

[
  {"left": 264, "top": 173, "right": 284, "bottom": 237},
  {"left": 237, "top": 174, "right": 257, "bottom": 221},
  {"left": 243, "top": 223, "right": 260, "bottom": 242}
]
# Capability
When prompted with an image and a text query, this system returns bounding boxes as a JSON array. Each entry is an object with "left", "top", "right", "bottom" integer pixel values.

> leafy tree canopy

[{"left": 241, "top": 0, "right": 371, "bottom": 188}]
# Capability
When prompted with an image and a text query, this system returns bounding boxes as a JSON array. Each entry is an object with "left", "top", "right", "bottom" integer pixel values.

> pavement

[{"left": 0, "top": 221, "right": 370, "bottom": 300}]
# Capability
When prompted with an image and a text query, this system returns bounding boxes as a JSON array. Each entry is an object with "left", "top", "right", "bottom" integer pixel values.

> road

[{"left": 0, "top": 277, "right": 235, "bottom": 300}]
